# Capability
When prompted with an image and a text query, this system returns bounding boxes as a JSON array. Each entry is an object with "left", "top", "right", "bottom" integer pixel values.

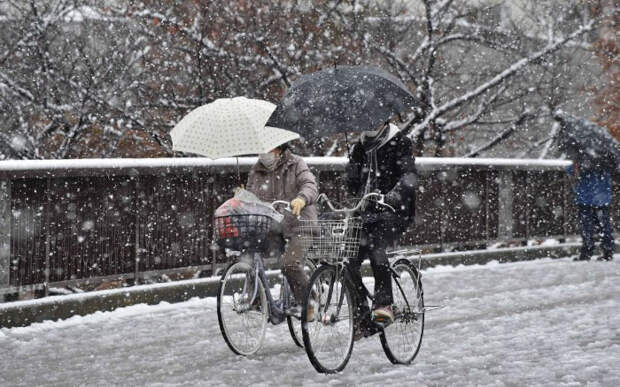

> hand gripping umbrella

[
  {"left": 170, "top": 96, "right": 299, "bottom": 159},
  {"left": 266, "top": 65, "right": 418, "bottom": 138}
]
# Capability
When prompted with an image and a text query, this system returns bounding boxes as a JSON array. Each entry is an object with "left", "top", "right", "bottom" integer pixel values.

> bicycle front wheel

[
  {"left": 217, "top": 259, "right": 268, "bottom": 356},
  {"left": 380, "top": 258, "right": 425, "bottom": 364},
  {"left": 302, "top": 264, "right": 355, "bottom": 374}
]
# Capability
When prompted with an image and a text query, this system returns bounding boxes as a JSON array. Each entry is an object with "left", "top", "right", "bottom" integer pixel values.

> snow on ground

[{"left": 1, "top": 256, "right": 619, "bottom": 386}]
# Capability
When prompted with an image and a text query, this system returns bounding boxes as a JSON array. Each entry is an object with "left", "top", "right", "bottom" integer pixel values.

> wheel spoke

[
  {"left": 302, "top": 265, "right": 354, "bottom": 373},
  {"left": 217, "top": 261, "right": 268, "bottom": 356},
  {"left": 380, "top": 259, "right": 425, "bottom": 365}
]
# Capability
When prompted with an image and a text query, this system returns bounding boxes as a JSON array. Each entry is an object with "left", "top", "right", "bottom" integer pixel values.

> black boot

[
  {"left": 573, "top": 254, "right": 591, "bottom": 261},
  {"left": 598, "top": 252, "right": 614, "bottom": 261}
]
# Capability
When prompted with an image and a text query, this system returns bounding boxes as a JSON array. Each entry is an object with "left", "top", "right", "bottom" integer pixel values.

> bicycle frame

[
  {"left": 310, "top": 192, "right": 395, "bottom": 321},
  {"left": 312, "top": 259, "right": 420, "bottom": 343},
  {"left": 317, "top": 263, "right": 348, "bottom": 323},
  {"left": 300, "top": 193, "right": 428, "bottom": 372},
  {"left": 243, "top": 252, "right": 295, "bottom": 325},
  {"left": 389, "top": 266, "right": 411, "bottom": 311}
]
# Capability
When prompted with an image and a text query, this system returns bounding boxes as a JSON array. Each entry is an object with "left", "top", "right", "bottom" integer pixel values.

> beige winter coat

[{"left": 246, "top": 149, "right": 318, "bottom": 235}]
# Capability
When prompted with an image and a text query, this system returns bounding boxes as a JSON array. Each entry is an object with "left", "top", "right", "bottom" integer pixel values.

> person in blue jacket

[{"left": 568, "top": 160, "right": 615, "bottom": 261}]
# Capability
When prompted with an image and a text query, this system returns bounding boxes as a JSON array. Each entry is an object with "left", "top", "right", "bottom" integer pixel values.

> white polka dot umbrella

[{"left": 170, "top": 97, "right": 300, "bottom": 158}]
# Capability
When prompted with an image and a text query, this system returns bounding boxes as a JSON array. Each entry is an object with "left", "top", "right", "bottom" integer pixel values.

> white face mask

[
  {"left": 362, "top": 124, "right": 387, "bottom": 139},
  {"left": 363, "top": 128, "right": 382, "bottom": 137},
  {"left": 259, "top": 152, "right": 278, "bottom": 169}
]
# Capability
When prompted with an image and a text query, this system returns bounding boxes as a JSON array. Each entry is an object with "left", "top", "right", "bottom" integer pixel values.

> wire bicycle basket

[
  {"left": 298, "top": 217, "right": 362, "bottom": 264},
  {"left": 214, "top": 214, "right": 273, "bottom": 251}
]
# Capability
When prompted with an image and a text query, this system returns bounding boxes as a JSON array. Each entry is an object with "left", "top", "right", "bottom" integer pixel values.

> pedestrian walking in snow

[
  {"left": 568, "top": 160, "right": 615, "bottom": 261},
  {"left": 553, "top": 111, "right": 617, "bottom": 262},
  {"left": 346, "top": 120, "right": 418, "bottom": 332},
  {"left": 245, "top": 142, "right": 319, "bottom": 304}
]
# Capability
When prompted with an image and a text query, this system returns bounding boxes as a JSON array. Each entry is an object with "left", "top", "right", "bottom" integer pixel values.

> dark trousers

[
  {"left": 348, "top": 217, "right": 404, "bottom": 319},
  {"left": 578, "top": 205, "right": 614, "bottom": 258},
  {"left": 264, "top": 228, "right": 309, "bottom": 303}
]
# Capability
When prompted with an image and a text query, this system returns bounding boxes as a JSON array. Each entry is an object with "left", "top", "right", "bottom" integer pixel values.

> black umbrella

[
  {"left": 553, "top": 110, "right": 620, "bottom": 170},
  {"left": 266, "top": 66, "right": 418, "bottom": 138}
]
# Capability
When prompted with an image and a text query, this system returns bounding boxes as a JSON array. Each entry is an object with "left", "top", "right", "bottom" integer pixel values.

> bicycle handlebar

[
  {"left": 270, "top": 192, "right": 396, "bottom": 217},
  {"left": 317, "top": 192, "right": 396, "bottom": 214}
]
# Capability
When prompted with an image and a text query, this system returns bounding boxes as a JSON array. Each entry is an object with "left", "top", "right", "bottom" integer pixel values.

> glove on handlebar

[{"left": 290, "top": 197, "right": 306, "bottom": 216}]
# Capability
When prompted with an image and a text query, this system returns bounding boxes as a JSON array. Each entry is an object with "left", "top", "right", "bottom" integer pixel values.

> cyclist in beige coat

[{"left": 246, "top": 143, "right": 318, "bottom": 305}]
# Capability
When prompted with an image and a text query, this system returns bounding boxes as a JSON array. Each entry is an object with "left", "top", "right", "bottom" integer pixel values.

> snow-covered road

[{"left": 1, "top": 256, "right": 619, "bottom": 386}]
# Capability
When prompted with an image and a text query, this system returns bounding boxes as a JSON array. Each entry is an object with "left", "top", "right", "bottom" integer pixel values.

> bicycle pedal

[
  {"left": 391, "top": 306, "right": 402, "bottom": 318},
  {"left": 321, "top": 313, "right": 336, "bottom": 324},
  {"left": 422, "top": 305, "right": 444, "bottom": 312},
  {"left": 372, "top": 319, "right": 391, "bottom": 329},
  {"left": 360, "top": 320, "right": 383, "bottom": 336},
  {"left": 285, "top": 306, "right": 302, "bottom": 318}
]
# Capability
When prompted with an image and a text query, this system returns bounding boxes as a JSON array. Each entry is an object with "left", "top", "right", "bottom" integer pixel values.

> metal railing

[{"left": 0, "top": 157, "right": 616, "bottom": 299}]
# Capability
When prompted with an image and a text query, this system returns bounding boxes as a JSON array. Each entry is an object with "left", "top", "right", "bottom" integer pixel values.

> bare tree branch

[
  {"left": 465, "top": 111, "right": 532, "bottom": 157},
  {"left": 408, "top": 16, "right": 602, "bottom": 142},
  {"left": 443, "top": 85, "right": 507, "bottom": 132}
]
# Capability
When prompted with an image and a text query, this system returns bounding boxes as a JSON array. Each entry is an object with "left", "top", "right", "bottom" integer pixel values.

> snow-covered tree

[
  {"left": 0, "top": 1, "right": 171, "bottom": 159},
  {"left": 363, "top": 0, "right": 613, "bottom": 157},
  {"left": 122, "top": 0, "right": 376, "bottom": 155},
  {"left": 118, "top": 0, "right": 620, "bottom": 158},
  {"left": 590, "top": 0, "right": 618, "bottom": 141},
  {"left": 0, "top": 0, "right": 615, "bottom": 159}
]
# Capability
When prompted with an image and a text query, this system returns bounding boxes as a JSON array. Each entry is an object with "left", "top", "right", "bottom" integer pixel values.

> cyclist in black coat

[{"left": 346, "top": 121, "right": 417, "bottom": 331}]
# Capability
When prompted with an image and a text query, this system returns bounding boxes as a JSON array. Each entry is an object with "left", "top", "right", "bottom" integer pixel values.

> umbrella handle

[
  {"left": 236, "top": 157, "right": 241, "bottom": 186},
  {"left": 271, "top": 200, "right": 298, "bottom": 219},
  {"left": 344, "top": 132, "right": 351, "bottom": 157}
]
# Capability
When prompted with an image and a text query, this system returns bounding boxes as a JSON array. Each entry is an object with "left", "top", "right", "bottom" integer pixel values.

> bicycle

[
  {"left": 299, "top": 192, "right": 425, "bottom": 373},
  {"left": 215, "top": 200, "right": 316, "bottom": 356}
]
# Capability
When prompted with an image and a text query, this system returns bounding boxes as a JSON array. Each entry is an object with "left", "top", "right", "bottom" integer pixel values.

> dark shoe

[
  {"left": 286, "top": 303, "right": 301, "bottom": 317},
  {"left": 598, "top": 253, "right": 614, "bottom": 261},
  {"left": 573, "top": 255, "right": 591, "bottom": 261}
]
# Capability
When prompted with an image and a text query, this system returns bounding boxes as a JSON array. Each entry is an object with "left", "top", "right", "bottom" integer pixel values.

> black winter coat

[{"left": 346, "top": 129, "right": 417, "bottom": 227}]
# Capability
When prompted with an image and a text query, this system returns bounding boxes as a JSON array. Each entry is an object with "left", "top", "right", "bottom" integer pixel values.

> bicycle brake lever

[{"left": 376, "top": 194, "right": 396, "bottom": 213}]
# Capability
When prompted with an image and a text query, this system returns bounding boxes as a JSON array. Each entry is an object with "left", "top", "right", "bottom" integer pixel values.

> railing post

[
  {"left": 498, "top": 170, "right": 514, "bottom": 239},
  {"left": 0, "top": 179, "right": 10, "bottom": 291},
  {"left": 440, "top": 171, "right": 446, "bottom": 251},
  {"left": 134, "top": 177, "right": 140, "bottom": 286},
  {"left": 563, "top": 173, "right": 569, "bottom": 239},
  {"left": 44, "top": 177, "right": 51, "bottom": 297},
  {"left": 209, "top": 168, "right": 218, "bottom": 276},
  {"left": 525, "top": 171, "right": 530, "bottom": 241},
  {"left": 485, "top": 170, "right": 490, "bottom": 243}
]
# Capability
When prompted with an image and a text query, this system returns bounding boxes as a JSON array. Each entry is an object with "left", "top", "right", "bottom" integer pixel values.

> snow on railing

[{"left": 0, "top": 156, "right": 572, "bottom": 176}]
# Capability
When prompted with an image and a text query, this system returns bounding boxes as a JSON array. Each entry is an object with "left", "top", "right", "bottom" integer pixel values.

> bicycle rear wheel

[
  {"left": 380, "top": 258, "right": 425, "bottom": 364},
  {"left": 217, "top": 259, "right": 268, "bottom": 356},
  {"left": 302, "top": 264, "right": 355, "bottom": 374},
  {"left": 287, "top": 259, "right": 317, "bottom": 348}
]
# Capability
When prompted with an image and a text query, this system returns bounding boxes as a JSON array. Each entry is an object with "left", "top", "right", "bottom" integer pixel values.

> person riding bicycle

[
  {"left": 346, "top": 119, "right": 417, "bottom": 329},
  {"left": 245, "top": 142, "right": 319, "bottom": 310}
]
